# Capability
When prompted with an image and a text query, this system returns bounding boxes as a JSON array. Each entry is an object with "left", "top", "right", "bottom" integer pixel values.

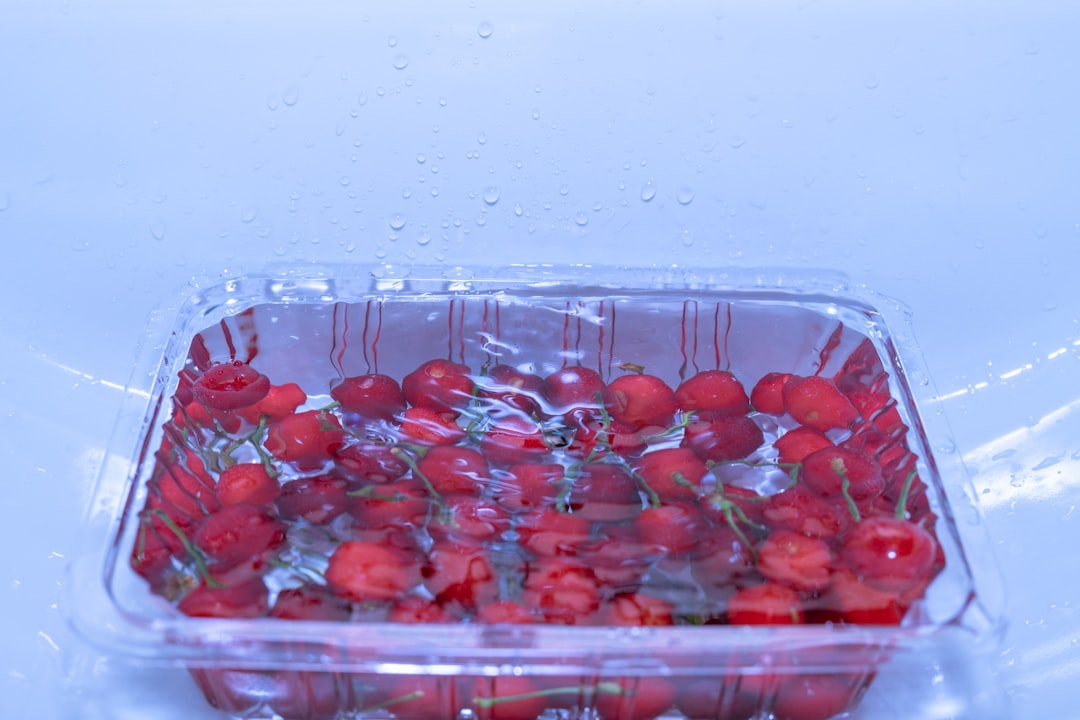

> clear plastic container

[{"left": 68, "top": 264, "right": 1003, "bottom": 720}]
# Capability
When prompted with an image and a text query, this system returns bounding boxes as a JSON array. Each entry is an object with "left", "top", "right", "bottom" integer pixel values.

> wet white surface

[{"left": 2, "top": 2, "right": 1078, "bottom": 718}]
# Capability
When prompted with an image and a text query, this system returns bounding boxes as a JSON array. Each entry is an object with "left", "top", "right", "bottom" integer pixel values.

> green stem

[
  {"left": 894, "top": 468, "right": 919, "bottom": 520},
  {"left": 357, "top": 690, "right": 425, "bottom": 713},
  {"left": 390, "top": 446, "right": 446, "bottom": 509},
  {"left": 473, "top": 681, "right": 625, "bottom": 708},
  {"left": 839, "top": 470, "right": 862, "bottom": 523},
  {"left": 146, "top": 510, "right": 223, "bottom": 588}
]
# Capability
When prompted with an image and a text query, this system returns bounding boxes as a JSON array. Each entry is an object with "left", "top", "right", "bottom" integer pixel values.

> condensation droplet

[
  {"left": 559, "top": 184, "right": 570, "bottom": 196},
  {"left": 680, "top": 229, "right": 694, "bottom": 246},
  {"left": 864, "top": 74, "right": 879, "bottom": 90},
  {"left": 477, "top": 132, "right": 487, "bottom": 145},
  {"left": 936, "top": 436, "right": 957, "bottom": 454},
  {"left": 389, "top": 213, "right": 406, "bottom": 230},
  {"left": 729, "top": 135, "right": 745, "bottom": 149},
  {"left": 640, "top": 181, "right": 656, "bottom": 202},
  {"left": 282, "top": 86, "right": 300, "bottom": 106},
  {"left": 477, "top": 21, "right": 494, "bottom": 39},
  {"left": 241, "top": 206, "right": 258, "bottom": 223},
  {"left": 677, "top": 186, "right": 695, "bottom": 205},
  {"left": 393, "top": 55, "right": 409, "bottom": 70},
  {"left": 417, "top": 232, "right": 432, "bottom": 246},
  {"left": 416, "top": 153, "right": 426, "bottom": 164},
  {"left": 340, "top": 176, "right": 351, "bottom": 186},
  {"left": 358, "top": 91, "right": 368, "bottom": 106},
  {"left": 513, "top": 204, "right": 523, "bottom": 217},
  {"left": 402, "top": 187, "right": 412, "bottom": 199},
  {"left": 267, "top": 96, "right": 279, "bottom": 111},
  {"left": 149, "top": 218, "right": 166, "bottom": 241},
  {"left": 388, "top": 35, "right": 398, "bottom": 47},
  {"left": 483, "top": 187, "right": 500, "bottom": 205},
  {"left": 531, "top": 108, "right": 541, "bottom": 120},
  {"left": 574, "top": 212, "right": 588, "bottom": 226}
]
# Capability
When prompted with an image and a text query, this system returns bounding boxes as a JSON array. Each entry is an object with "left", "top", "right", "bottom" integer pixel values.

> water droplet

[
  {"left": 374, "top": 245, "right": 388, "bottom": 259},
  {"left": 416, "top": 153, "right": 426, "bottom": 164},
  {"left": 677, "top": 186, "right": 695, "bottom": 205},
  {"left": 559, "top": 184, "right": 570, "bottom": 196},
  {"left": 680, "top": 229, "right": 694, "bottom": 246},
  {"left": 477, "top": 21, "right": 494, "bottom": 38},
  {"left": 483, "top": 187, "right": 500, "bottom": 205},
  {"left": 640, "top": 181, "right": 656, "bottom": 202},
  {"left": 393, "top": 54, "right": 409, "bottom": 70},
  {"left": 149, "top": 218, "right": 166, "bottom": 241},
  {"left": 402, "top": 187, "right": 412, "bottom": 199},
  {"left": 477, "top": 132, "right": 487, "bottom": 145},
  {"left": 431, "top": 186, "right": 440, "bottom": 197},
  {"left": 864, "top": 74, "right": 879, "bottom": 90},
  {"left": 592, "top": 201, "right": 603, "bottom": 212},
  {"left": 936, "top": 436, "right": 957, "bottom": 454},
  {"left": 389, "top": 213, "right": 406, "bottom": 230},
  {"left": 388, "top": 35, "right": 398, "bottom": 47},
  {"left": 574, "top": 212, "right": 588, "bottom": 226},
  {"left": 358, "top": 91, "right": 368, "bottom": 106},
  {"left": 438, "top": 97, "right": 448, "bottom": 107},
  {"left": 513, "top": 203, "right": 523, "bottom": 217},
  {"left": 1045, "top": 297, "right": 1059, "bottom": 311},
  {"left": 241, "top": 205, "right": 258, "bottom": 223},
  {"left": 476, "top": 214, "right": 487, "bottom": 227},
  {"left": 417, "top": 232, "right": 432, "bottom": 246},
  {"left": 1035, "top": 225, "right": 1047, "bottom": 238},
  {"left": 531, "top": 108, "right": 541, "bottom": 120},
  {"left": 282, "top": 86, "right": 300, "bottom": 106},
  {"left": 267, "top": 96, "right": 279, "bottom": 111},
  {"left": 340, "top": 176, "right": 351, "bottom": 187}
]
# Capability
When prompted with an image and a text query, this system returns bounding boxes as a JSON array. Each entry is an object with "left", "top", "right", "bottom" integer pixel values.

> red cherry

[
  {"left": 841, "top": 516, "right": 938, "bottom": 593},
  {"left": 235, "top": 382, "right": 307, "bottom": 424},
  {"left": 689, "top": 526, "right": 758, "bottom": 594},
  {"left": 335, "top": 442, "right": 409, "bottom": 484},
  {"left": 761, "top": 484, "right": 851, "bottom": 539},
  {"left": 325, "top": 540, "right": 421, "bottom": 602},
  {"left": 192, "top": 361, "right": 271, "bottom": 411},
  {"left": 194, "top": 502, "right": 287, "bottom": 571},
  {"left": 416, "top": 445, "right": 491, "bottom": 496},
  {"left": 603, "top": 373, "right": 678, "bottom": 428},
  {"left": 675, "top": 369, "right": 751, "bottom": 416},
  {"left": 421, "top": 541, "right": 499, "bottom": 611},
  {"left": 522, "top": 557, "right": 601, "bottom": 625},
  {"left": 800, "top": 446, "right": 885, "bottom": 503},
  {"left": 151, "top": 456, "right": 220, "bottom": 518},
  {"left": 479, "top": 416, "right": 551, "bottom": 466},
  {"left": 726, "top": 582, "right": 804, "bottom": 625},
  {"left": 601, "top": 592, "right": 675, "bottom": 627},
  {"left": 594, "top": 677, "right": 677, "bottom": 720},
  {"left": 331, "top": 373, "right": 406, "bottom": 422},
  {"left": 756, "top": 530, "right": 833, "bottom": 593},
  {"left": 401, "top": 359, "right": 475, "bottom": 414},
  {"left": 275, "top": 475, "right": 351, "bottom": 525},
  {"left": 681, "top": 415, "right": 764, "bottom": 463},
  {"left": 773, "top": 425, "right": 833, "bottom": 465},
  {"left": 427, "top": 496, "right": 511, "bottom": 545},
  {"left": 809, "top": 568, "right": 904, "bottom": 625},
  {"left": 700, "top": 484, "right": 767, "bottom": 528},
  {"left": 750, "top": 371, "right": 793, "bottom": 415},
  {"left": 216, "top": 463, "right": 280, "bottom": 507},
  {"left": 178, "top": 576, "right": 270, "bottom": 618},
  {"left": 270, "top": 583, "right": 353, "bottom": 621},
  {"left": 491, "top": 463, "right": 565, "bottom": 512},
  {"left": 264, "top": 410, "right": 346, "bottom": 470},
  {"left": 347, "top": 479, "right": 431, "bottom": 529},
  {"left": 477, "top": 365, "right": 545, "bottom": 416},
  {"left": 632, "top": 502, "right": 707, "bottom": 556},
  {"left": 772, "top": 674, "right": 862, "bottom": 720},
  {"left": 398, "top": 406, "right": 467, "bottom": 446},
  {"left": 567, "top": 463, "right": 642, "bottom": 522},
  {"left": 476, "top": 600, "right": 539, "bottom": 625},
  {"left": 574, "top": 532, "right": 659, "bottom": 593},
  {"left": 542, "top": 366, "right": 606, "bottom": 412},
  {"left": 631, "top": 447, "right": 709, "bottom": 502},
  {"left": 473, "top": 676, "right": 549, "bottom": 720},
  {"left": 515, "top": 507, "right": 593, "bottom": 557},
  {"left": 782, "top": 376, "right": 860, "bottom": 432}
]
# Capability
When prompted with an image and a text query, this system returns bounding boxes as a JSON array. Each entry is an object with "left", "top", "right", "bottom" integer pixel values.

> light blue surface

[{"left": 2, "top": 2, "right": 1078, "bottom": 718}]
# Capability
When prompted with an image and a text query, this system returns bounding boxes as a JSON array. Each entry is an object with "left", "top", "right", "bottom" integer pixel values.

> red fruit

[
  {"left": 477, "top": 365, "right": 545, "bottom": 416},
  {"left": 567, "top": 463, "right": 642, "bottom": 522},
  {"left": 522, "top": 557, "right": 601, "bottom": 625},
  {"left": 700, "top": 484, "right": 767, "bottom": 528},
  {"left": 177, "top": 399, "right": 243, "bottom": 434},
  {"left": 275, "top": 475, "right": 351, "bottom": 525},
  {"left": 726, "top": 583, "right": 805, "bottom": 625},
  {"left": 810, "top": 568, "right": 904, "bottom": 625},
  {"left": 264, "top": 410, "right": 346, "bottom": 470},
  {"left": 401, "top": 358, "right": 475, "bottom": 414},
  {"left": 194, "top": 503, "right": 287, "bottom": 571},
  {"left": 152, "top": 458, "right": 220, "bottom": 518},
  {"left": 491, "top": 463, "right": 566, "bottom": 512},
  {"left": 216, "top": 463, "right": 280, "bottom": 506},
  {"left": 422, "top": 542, "right": 498, "bottom": 610},
  {"left": 398, "top": 406, "right": 467, "bottom": 446},
  {"left": 348, "top": 480, "right": 431, "bottom": 529},
  {"left": 631, "top": 447, "right": 709, "bottom": 502},
  {"left": 236, "top": 382, "right": 307, "bottom": 424},
  {"left": 773, "top": 425, "right": 833, "bottom": 465},
  {"left": 750, "top": 371, "right": 793, "bottom": 415},
  {"left": 632, "top": 502, "right": 707, "bottom": 556},
  {"left": 476, "top": 600, "right": 539, "bottom": 625},
  {"left": 473, "top": 676, "right": 549, "bottom": 720},
  {"left": 270, "top": 583, "right": 353, "bottom": 621},
  {"left": 603, "top": 373, "right": 678, "bottom": 429},
  {"left": 675, "top": 370, "right": 751, "bottom": 416},
  {"left": 841, "top": 516, "right": 938, "bottom": 593},
  {"left": 325, "top": 541, "right": 421, "bottom": 602},
  {"left": 416, "top": 445, "right": 491, "bottom": 496},
  {"left": 674, "top": 677, "right": 759, "bottom": 720},
  {"left": 574, "top": 533, "right": 659, "bottom": 592},
  {"left": 542, "top": 366, "right": 606, "bottom": 412},
  {"left": 479, "top": 416, "right": 551, "bottom": 466},
  {"left": 762, "top": 484, "right": 851, "bottom": 539},
  {"left": 335, "top": 442, "right": 409, "bottom": 484},
  {"left": 178, "top": 576, "right": 270, "bottom": 618},
  {"left": 516, "top": 507, "right": 593, "bottom": 557},
  {"left": 386, "top": 595, "right": 457, "bottom": 624},
  {"left": 782, "top": 376, "right": 860, "bottom": 432},
  {"left": 690, "top": 526, "right": 758, "bottom": 594},
  {"left": 757, "top": 530, "right": 833, "bottom": 593},
  {"left": 681, "top": 415, "right": 764, "bottom": 463},
  {"left": 192, "top": 361, "right": 271, "bottom": 411},
  {"left": 602, "top": 592, "right": 675, "bottom": 627},
  {"left": 129, "top": 520, "right": 177, "bottom": 590},
  {"left": 563, "top": 409, "right": 647, "bottom": 460},
  {"left": 331, "top": 373, "right": 406, "bottom": 422},
  {"left": 800, "top": 446, "right": 885, "bottom": 502},
  {"left": 427, "top": 496, "right": 511, "bottom": 545},
  {"left": 595, "top": 677, "right": 677, "bottom": 720}
]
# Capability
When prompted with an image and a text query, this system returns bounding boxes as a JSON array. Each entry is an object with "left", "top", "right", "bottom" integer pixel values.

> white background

[{"left": 2, "top": 1, "right": 1078, "bottom": 718}]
